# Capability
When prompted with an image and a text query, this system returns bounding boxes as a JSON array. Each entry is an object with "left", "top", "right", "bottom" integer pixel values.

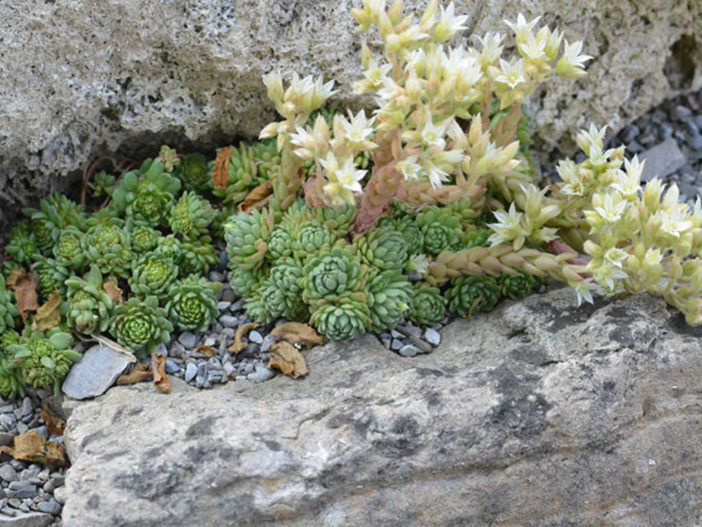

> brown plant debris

[
  {"left": 151, "top": 353, "right": 173, "bottom": 394},
  {"left": 0, "top": 432, "right": 66, "bottom": 467},
  {"left": 103, "top": 281, "right": 125, "bottom": 304},
  {"left": 228, "top": 322, "right": 260, "bottom": 354},
  {"left": 271, "top": 322, "right": 323, "bottom": 348},
  {"left": 268, "top": 341, "right": 309, "bottom": 379},
  {"left": 7, "top": 269, "right": 39, "bottom": 321},
  {"left": 212, "top": 146, "right": 233, "bottom": 189},
  {"left": 116, "top": 363, "right": 151, "bottom": 385},
  {"left": 32, "top": 290, "right": 62, "bottom": 331},
  {"left": 239, "top": 180, "right": 273, "bottom": 212},
  {"left": 39, "top": 403, "right": 66, "bottom": 436}
]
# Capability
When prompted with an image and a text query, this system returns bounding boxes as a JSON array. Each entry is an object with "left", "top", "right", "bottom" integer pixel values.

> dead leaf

[
  {"left": 103, "top": 281, "right": 124, "bottom": 304},
  {"left": 90, "top": 334, "right": 137, "bottom": 363},
  {"left": 228, "top": 322, "right": 260, "bottom": 354},
  {"left": 7, "top": 269, "right": 39, "bottom": 321},
  {"left": 212, "top": 146, "right": 233, "bottom": 189},
  {"left": 0, "top": 432, "right": 65, "bottom": 466},
  {"left": 196, "top": 345, "right": 217, "bottom": 358},
  {"left": 271, "top": 322, "right": 323, "bottom": 348},
  {"left": 238, "top": 180, "right": 273, "bottom": 213},
  {"left": 32, "top": 290, "right": 62, "bottom": 331},
  {"left": 40, "top": 403, "right": 66, "bottom": 436},
  {"left": 268, "top": 341, "right": 309, "bottom": 379},
  {"left": 151, "top": 353, "right": 173, "bottom": 394},
  {"left": 116, "top": 363, "right": 151, "bottom": 385}
]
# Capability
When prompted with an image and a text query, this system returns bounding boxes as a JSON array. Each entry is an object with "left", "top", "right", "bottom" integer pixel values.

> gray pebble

[
  {"left": 390, "top": 338, "right": 404, "bottom": 351},
  {"left": 219, "top": 315, "right": 239, "bottom": 328},
  {"left": 658, "top": 122, "right": 674, "bottom": 140},
  {"left": 184, "top": 363, "right": 198, "bottom": 382},
  {"left": 20, "top": 398, "right": 32, "bottom": 418},
  {"left": 165, "top": 360, "right": 180, "bottom": 374},
  {"left": 248, "top": 330, "right": 263, "bottom": 344},
  {"left": 0, "top": 507, "right": 16, "bottom": 516},
  {"left": 398, "top": 323, "right": 422, "bottom": 339},
  {"left": 0, "top": 465, "right": 17, "bottom": 483},
  {"left": 16, "top": 423, "right": 28, "bottom": 435},
  {"left": 37, "top": 498, "right": 61, "bottom": 515},
  {"left": 9, "top": 482, "right": 36, "bottom": 499},
  {"left": 399, "top": 344, "right": 420, "bottom": 357},
  {"left": 221, "top": 289, "right": 237, "bottom": 303},
  {"left": 50, "top": 475, "right": 64, "bottom": 487},
  {"left": 7, "top": 498, "right": 20, "bottom": 508},
  {"left": 28, "top": 426, "right": 48, "bottom": 439},
  {"left": 223, "top": 362, "right": 235, "bottom": 378},
  {"left": 195, "top": 375, "right": 205, "bottom": 388},
  {"left": 43, "top": 481, "right": 54, "bottom": 494},
  {"left": 19, "top": 502, "right": 30, "bottom": 512},
  {"left": 209, "top": 271, "right": 225, "bottom": 282},
  {"left": 260, "top": 334, "right": 276, "bottom": 353},
  {"left": 618, "top": 124, "right": 639, "bottom": 144},
  {"left": 247, "top": 365, "right": 275, "bottom": 383},
  {"left": 673, "top": 104, "right": 692, "bottom": 121},
  {"left": 0, "top": 405, "right": 13, "bottom": 413},
  {"left": 229, "top": 298, "right": 245, "bottom": 311},
  {"left": 243, "top": 363, "right": 254, "bottom": 374},
  {"left": 178, "top": 332, "right": 198, "bottom": 349},
  {"left": 203, "top": 336, "right": 216, "bottom": 347},
  {"left": 217, "top": 301, "right": 232, "bottom": 311},
  {"left": 688, "top": 134, "right": 702, "bottom": 151},
  {"left": 53, "top": 486, "right": 66, "bottom": 505},
  {"left": 390, "top": 329, "right": 403, "bottom": 339},
  {"left": 423, "top": 328, "right": 441, "bottom": 346},
  {"left": 0, "top": 413, "right": 16, "bottom": 430}
]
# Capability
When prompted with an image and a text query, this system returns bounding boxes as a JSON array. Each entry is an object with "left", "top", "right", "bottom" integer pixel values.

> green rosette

[
  {"left": 310, "top": 292, "right": 370, "bottom": 342},
  {"left": 165, "top": 277, "right": 219, "bottom": 331},
  {"left": 0, "top": 276, "right": 18, "bottom": 335},
  {"left": 224, "top": 209, "right": 272, "bottom": 271},
  {"left": 301, "top": 247, "right": 362, "bottom": 304},
  {"left": 177, "top": 154, "right": 211, "bottom": 193},
  {"left": 129, "top": 254, "right": 179, "bottom": 299},
  {"left": 53, "top": 226, "right": 87, "bottom": 270},
  {"left": 416, "top": 206, "right": 463, "bottom": 256},
  {"left": 292, "top": 223, "right": 335, "bottom": 260},
  {"left": 366, "top": 270, "right": 412, "bottom": 332},
  {"left": 64, "top": 266, "right": 115, "bottom": 335},
  {"left": 178, "top": 238, "right": 218, "bottom": 277},
  {"left": 6, "top": 221, "right": 38, "bottom": 265},
  {"left": 110, "top": 296, "right": 173, "bottom": 358},
  {"left": 82, "top": 223, "right": 133, "bottom": 277},
  {"left": 33, "top": 256, "right": 70, "bottom": 300},
  {"left": 498, "top": 272, "right": 536, "bottom": 300},
  {"left": 447, "top": 276, "right": 501, "bottom": 316},
  {"left": 408, "top": 284, "right": 446, "bottom": 326},
  {"left": 169, "top": 191, "right": 217, "bottom": 240},
  {"left": 353, "top": 227, "right": 408, "bottom": 272}
]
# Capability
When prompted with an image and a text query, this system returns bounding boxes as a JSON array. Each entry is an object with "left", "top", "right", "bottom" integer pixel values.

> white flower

[
  {"left": 338, "top": 110, "right": 375, "bottom": 144},
  {"left": 576, "top": 124, "right": 607, "bottom": 155},
  {"left": 363, "top": 59, "right": 393, "bottom": 86},
  {"left": 433, "top": 2, "right": 469, "bottom": 42},
  {"left": 658, "top": 207, "right": 694, "bottom": 238},
  {"left": 289, "top": 126, "right": 315, "bottom": 150},
  {"left": 504, "top": 13, "right": 540, "bottom": 44},
  {"left": 556, "top": 40, "right": 592, "bottom": 78},
  {"left": 519, "top": 33, "right": 546, "bottom": 61},
  {"left": 611, "top": 157, "right": 643, "bottom": 198},
  {"left": 573, "top": 279, "right": 596, "bottom": 307},
  {"left": 643, "top": 248, "right": 662, "bottom": 266},
  {"left": 592, "top": 262, "right": 628, "bottom": 292},
  {"left": 397, "top": 155, "right": 423, "bottom": 181},
  {"left": 335, "top": 157, "right": 367, "bottom": 193},
  {"left": 424, "top": 161, "right": 449, "bottom": 189},
  {"left": 476, "top": 32, "right": 504, "bottom": 65},
  {"left": 421, "top": 120, "right": 448, "bottom": 149},
  {"left": 593, "top": 193, "right": 626, "bottom": 224},
  {"left": 319, "top": 151, "right": 341, "bottom": 175},
  {"left": 487, "top": 203, "right": 527, "bottom": 246},
  {"left": 495, "top": 58, "right": 526, "bottom": 89},
  {"left": 603, "top": 247, "right": 628, "bottom": 268}
]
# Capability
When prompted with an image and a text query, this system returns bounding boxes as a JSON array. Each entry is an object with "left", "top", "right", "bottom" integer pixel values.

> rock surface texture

[
  {"left": 1, "top": 0, "right": 702, "bottom": 228},
  {"left": 61, "top": 286, "right": 702, "bottom": 526}
]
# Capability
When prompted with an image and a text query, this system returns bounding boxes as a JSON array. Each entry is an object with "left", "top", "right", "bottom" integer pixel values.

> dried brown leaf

[
  {"left": 212, "top": 146, "right": 233, "bottom": 189},
  {"left": 238, "top": 180, "right": 273, "bottom": 213},
  {"left": 271, "top": 322, "right": 323, "bottom": 348},
  {"left": 103, "top": 281, "right": 124, "bottom": 304},
  {"left": 151, "top": 353, "right": 173, "bottom": 394},
  {"left": 228, "top": 322, "right": 260, "bottom": 354},
  {"left": 268, "top": 341, "right": 309, "bottom": 379},
  {"left": 0, "top": 432, "right": 66, "bottom": 467},
  {"left": 196, "top": 345, "right": 217, "bottom": 358},
  {"left": 40, "top": 403, "right": 66, "bottom": 436},
  {"left": 7, "top": 269, "right": 39, "bottom": 321},
  {"left": 116, "top": 363, "right": 151, "bottom": 385},
  {"left": 32, "top": 290, "right": 62, "bottom": 331}
]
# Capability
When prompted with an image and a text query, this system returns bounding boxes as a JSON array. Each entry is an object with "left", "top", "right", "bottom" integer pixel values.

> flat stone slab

[
  {"left": 62, "top": 344, "right": 132, "bottom": 400},
  {"left": 639, "top": 137, "right": 687, "bottom": 181},
  {"left": 0, "top": 512, "right": 53, "bottom": 527},
  {"left": 61, "top": 287, "right": 702, "bottom": 526}
]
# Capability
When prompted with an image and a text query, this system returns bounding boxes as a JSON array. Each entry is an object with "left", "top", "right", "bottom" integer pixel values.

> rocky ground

[{"left": 3, "top": 88, "right": 702, "bottom": 525}]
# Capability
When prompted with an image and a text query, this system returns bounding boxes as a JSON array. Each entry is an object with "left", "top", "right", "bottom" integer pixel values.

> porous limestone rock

[
  {"left": 1, "top": 1, "right": 702, "bottom": 230},
  {"left": 61, "top": 286, "right": 702, "bottom": 526}
]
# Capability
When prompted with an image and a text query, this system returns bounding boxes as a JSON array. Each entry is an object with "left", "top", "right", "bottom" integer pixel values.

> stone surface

[
  {"left": 61, "top": 344, "right": 132, "bottom": 400},
  {"left": 2, "top": 1, "right": 702, "bottom": 230},
  {"left": 0, "top": 512, "right": 53, "bottom": 527},
  {"left": 639, "top": 137, "right": 688, "bottom": 181},
  {"left": 62, "top": 286, "right": 702, "bottom": 526}
]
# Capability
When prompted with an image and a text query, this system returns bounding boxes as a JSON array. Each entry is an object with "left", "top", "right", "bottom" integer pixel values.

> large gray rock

[
  {"left": 1, "top": 0, "right": 702, "bottom": 230},
  {"left": 61, "top": 287, "right": 702, "bottom": 526}
]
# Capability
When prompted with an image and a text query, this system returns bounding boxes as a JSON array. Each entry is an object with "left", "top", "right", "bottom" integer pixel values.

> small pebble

[
  {"left": 247, "top": 365, "right": 275, "bottom": 383},
  {"left": 209, "top": 271, "right": 225, "bottom": 282},
  {"left": 217, "top": 301, "right": 232, "bottom": 311},
  {"left": 16, "top": 423, "right": 28, "bottom": 435},
  {"left": 390, "top": 338, "right": 404, "bottom": 351},
  {"left": 203, "top": 336, "right": 216, "bottom": 347},
  {"left": 260, "top": 334, "right": 276, "bottom": 353},
  {"left": 248, "top": 330, "right": 263, "bottom": 344},
  {"left": 28, "top": 426, "right": 48, "bottom": 439},
  {"left": 0, "top": 465, "right": 17, "bottom": 483},
  {"left": 221, "top": 289, "right": 237, "bottom": 303},
  {"left": 195, "top": 375, "right": 205, "bottom": 388},
  {"left": 178, "top": 332, "right": 198, "bottom": 349},
  {"left": 219, "top": 315, "right": 239, "bottom": 328},
  {"left": 398, "top": 344, "right": 420, "bottom": 357},
  {"left": 9, "top": 482, "right": 36, "bottom": 499},
  {"left": 20, "top": 398, "right": 32, "bottom": 418},
  {"left": 37, "top": 498, "right": 61, "bottom": 515},
  {"left": 673, "top": 104, "right": 692, "bottom": 121},
  {"left": 165, "top": 360, "right": 180, "bottom": 375},
  {"left": 54, "top": 486, "right": 66, "bottom": 505},
  {"left": 184, "top": 363, "right": 198, "bottom": 382},
  {"left": 423, "top": 328, "right": 441, "bottom": 347},
  {"left": 0, "top": 507, "right": 16, "bottom": 516},
  {"left": 0, "top": 405, "right": 13, "bottom": 413},
  {"left": 223, "top": 362, "right": 235, "bottom": 378}
]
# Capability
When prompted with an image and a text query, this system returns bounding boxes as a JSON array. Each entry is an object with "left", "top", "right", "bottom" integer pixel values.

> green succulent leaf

[
  {"left": 64, "top": 266, "right": 115, "bottom": 335},
  {"left": 169, "top": 191, "right": 217, "bottom": 240},
  {"left": 110, "top": 296, "right": 173, "bottom": 358},
  {"left": 165, "top": 276, "right": 219, "bottom": 331},
  {"left": 408, "top": 283, "right": 446, "bottom": 326},
  {"left": 447, "top": 276, "right": 501, "bottom": 316},
  {"left": 130, "top": 254, "right": 179, "bottom": 299}
]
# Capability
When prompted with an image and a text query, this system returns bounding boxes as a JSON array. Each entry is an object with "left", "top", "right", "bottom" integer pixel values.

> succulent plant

[
  {"left": 110, "top": 296, "right": 173, "bottom": 358},
  {"left": 177, "top": 154, "right": 211, "bottom": 193},
  {"left": 212, "top": 140, "right": 281, "bottom": 205},
  {"left": 354, "top": 227, "right": 408, "bottom": 272},
  {"left": 393, "top": 216, "right": 424, "bottom": 255},
  {"left": 33, "top": 256, "right": 70, "bottom": 300},
  {"left": 6, "top": 221, "right": 38, "bottom": 265},
  {"left": 156, "top": 145, "right": 180, "bottom": 172},
  {"left": 154, "top": 234, "right": 182, "bottom": 261},
  {"left": 366, "top": 270, "right": 412, "bottom": 332},
  {"left": 53, "top": 226, "right": 87, "bottom": 270},
  {"left": 266, "top": 226, "right": 294, "bottom": 261},
  {"left": 89, "top": 171, "right": 117, "bottom": 198},
  {"left": 307, "top": 204, "right": 356, "bottom": 238},
  {"left": 0, "top": 276, "right": 19, "bottom": 334},
  {"left": 446, "top": 276, "right": 501, "bottom": 317},
  {"left": 179, "top": 238, "right": 218, "bottom": 277},
  {"left": 23, "top": 193, "right": 86, "bottom": 254},
  {"left": 0, "top": 351, "right": 25, "bottom": 400},
  {"left": 269, "top": 257, "right": 308, "bottom": 320},
  {"left": 169, "top": 191, "right": 216, "bottom": 240},
  {"left": 8, "top": 329, "right": 80, "bottom": 396},
  {"left": 1, "top": 330, "right": 20, "bottom": 352},
  {"left": 63, "top": 266, "right": 115, "bottom": 335},
  {"left": 310, "top": 292, "right": 370, "bottom": 342},
  {"left": 2, "top": 261, "right": 23, "bottom": 280},
  {"left": 302, "top": 247, "right": 362, "bottom": 304},
  {"left": 165, "top": 277, "right": 219, "bottom": 331},
  {"left": 463, "top": 227, "right": 491, "bottom": 249},
  {"left": 112, "top": 160, "right": 182, "bottom": 227},
  {"left": 408, "top": 284, "right": 446, "bottom": 326},
  {"left": 416, "top": 207, "right": 463, "bottom": 256},
  {"left": 229, "top": 265, "right": 266, "bottom": 298},
  {"left": 224, "top": 209, "right": 273, "bottom": 271},
  {"left": 84, "top": 202, "right": 124, "bottom": 228},
  {"left": 82, "top": 223, "right": 134, "bottom": 277},
  {"left": 498, "top": 272, "right": 536, "bottom": 300},
  {"left": 129, "top": 254, "right": 179, "bottom": 299},
  {"left": 129, "top": 224, "right": 162, "bottom": 254},
  {"left": 292, "top": 223, "right": 335, "bottom": 260}
]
